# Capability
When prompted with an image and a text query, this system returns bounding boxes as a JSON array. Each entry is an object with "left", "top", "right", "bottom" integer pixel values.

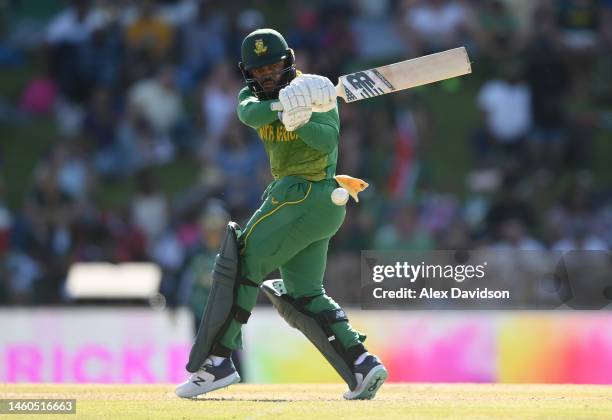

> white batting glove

[
  {"left": 278, "top": 80, "right": 313, "bottom": 131},
  {"left": 298, "top": 74, "right": 337, "bottom": 112}
]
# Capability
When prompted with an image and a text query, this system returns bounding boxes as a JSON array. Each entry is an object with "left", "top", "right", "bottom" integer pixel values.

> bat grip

[{"left": 270, "top": 102, "right": 283, "bottom": 112}]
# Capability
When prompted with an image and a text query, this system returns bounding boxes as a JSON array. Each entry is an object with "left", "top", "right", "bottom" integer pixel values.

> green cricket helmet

[{"left": 238, "top": 28, "right": 296, "bottom": 100}]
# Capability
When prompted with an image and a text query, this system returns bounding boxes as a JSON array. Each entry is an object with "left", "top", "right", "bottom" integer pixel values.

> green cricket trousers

[{"left": 218, "top": 175, "right": 363, "bottom": 351}]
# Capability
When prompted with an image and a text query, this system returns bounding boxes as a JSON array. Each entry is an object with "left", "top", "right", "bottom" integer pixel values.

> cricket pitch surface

[{"left": 2, "top": 383, "right": 612, "bottom": 419}]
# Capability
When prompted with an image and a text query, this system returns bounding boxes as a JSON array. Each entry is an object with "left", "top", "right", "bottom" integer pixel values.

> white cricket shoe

[
  {"left": 175, "top": 358, "right": 240, "bottom": 398},
  {"left": 343, "top": 355, "right": 388, "bottom": 400}
]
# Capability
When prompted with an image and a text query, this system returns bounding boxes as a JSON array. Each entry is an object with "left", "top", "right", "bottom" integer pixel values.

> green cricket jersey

[{"left": 236, "top": 86, "right": 339, "bottom": 181}]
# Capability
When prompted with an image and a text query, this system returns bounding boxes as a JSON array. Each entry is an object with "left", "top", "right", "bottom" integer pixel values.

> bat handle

[{"left": 270, "top": 102, "right": 283, "bottom": 112}]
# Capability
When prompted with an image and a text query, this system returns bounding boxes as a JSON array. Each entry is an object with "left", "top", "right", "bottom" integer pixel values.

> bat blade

[
  {"left": 337, "top": 47, "right": 471, "bottom": 103},
  {"left": 269, "top": 47, "right": 471, "bottom": 111}
]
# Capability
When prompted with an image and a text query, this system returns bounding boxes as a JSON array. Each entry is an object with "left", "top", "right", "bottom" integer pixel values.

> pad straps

[
  {"left": 232, "top": 276, "right": 259, "bottom": 323},
  {"left": 287, "top": 295, "right": 366, "bottom": 366},
  {"left": 210, "top": 274, "right": 260, "bottom": 358}
]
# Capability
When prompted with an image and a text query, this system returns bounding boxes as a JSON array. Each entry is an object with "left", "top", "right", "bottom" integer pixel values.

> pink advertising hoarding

[
  {"left": 0, "top": 308, "right": 192, "bottom": 383},
  {"left": 2, "top": 308, "right": 612, "bottom": 384},
  {"left": 243, "top": 310, "right": 612, "bottom": 384}
]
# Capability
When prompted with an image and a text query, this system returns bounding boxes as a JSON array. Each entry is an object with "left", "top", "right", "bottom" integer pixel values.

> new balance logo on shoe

[
  {"left": 368, "top": 377, "right": 382, "bottom": 392},
  {"left": 192, "top": 376, "right": 208, "bottom": 386}
]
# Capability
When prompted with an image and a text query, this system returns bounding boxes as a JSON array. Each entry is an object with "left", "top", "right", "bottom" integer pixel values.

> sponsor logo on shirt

[{"left": 258, "top": 124, "right": 299, "bottom": 142}]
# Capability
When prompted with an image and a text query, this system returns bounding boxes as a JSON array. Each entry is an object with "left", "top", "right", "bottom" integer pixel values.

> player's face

[{"left": 250, "top": 61, "right": 286, "bottom": 93}]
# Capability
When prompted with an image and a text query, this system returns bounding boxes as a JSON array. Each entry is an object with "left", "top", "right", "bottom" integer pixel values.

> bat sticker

[
  {"left": 342, "top": 71, "right": 395, "bottom": 101},
  {"left": 372, "top": 69, "right": 395, "bottom": 90}
]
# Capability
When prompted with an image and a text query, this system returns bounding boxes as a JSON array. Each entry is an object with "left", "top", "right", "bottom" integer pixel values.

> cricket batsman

[{"left": 176, "top": 28, "right": 387, "bottom": 400}]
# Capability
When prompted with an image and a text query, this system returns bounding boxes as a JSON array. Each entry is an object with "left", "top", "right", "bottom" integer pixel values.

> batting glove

[
  {"left": 298, "top": 74, "right": 337, "bottom": 112},
  {"left": 278, "top": 80, "right": 313, "bottom": 131}
]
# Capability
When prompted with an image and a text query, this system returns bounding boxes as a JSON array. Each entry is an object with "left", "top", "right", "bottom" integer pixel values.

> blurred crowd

[{"left": 0, "top": 0, "right": 611, "bottom": 306}]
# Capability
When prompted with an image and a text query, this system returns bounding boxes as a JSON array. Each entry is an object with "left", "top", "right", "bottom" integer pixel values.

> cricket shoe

[
  {"left": 175, "top": 358, "right": 240, "bottom": 398},
  {"left": 343, "top": 355, "right": 388, "bottom": 400}
]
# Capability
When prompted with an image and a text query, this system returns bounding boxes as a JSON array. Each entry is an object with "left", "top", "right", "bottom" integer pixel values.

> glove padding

[
  {"left": 278, "top": 78, "right": 313, "bottom": 131},
  {"left": 298, "top": 74, "right": 337, "bottom": 112}
]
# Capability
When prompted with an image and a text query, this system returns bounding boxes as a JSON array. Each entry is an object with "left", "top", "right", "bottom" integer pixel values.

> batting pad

[
  {"left": 186, "top": 222, "right": 248, "bottom": 372},
  {"left": 261, "top": 279, "right": 358, "bottom": 390}
]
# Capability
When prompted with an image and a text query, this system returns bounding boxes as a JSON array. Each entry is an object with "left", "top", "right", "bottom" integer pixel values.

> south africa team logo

[{"left": 254, "top": 39, "right": 268, "bottom": 55}]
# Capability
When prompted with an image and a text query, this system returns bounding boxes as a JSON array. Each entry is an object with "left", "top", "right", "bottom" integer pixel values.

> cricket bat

[{"left": 271, "top": 46, "right": 471, "bottom": 111}]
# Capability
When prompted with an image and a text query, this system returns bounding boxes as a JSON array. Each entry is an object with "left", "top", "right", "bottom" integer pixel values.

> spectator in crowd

[
  {"left": 335, "top": 125, "right": 363, "bottom": 176},
  {"left": 557, "top": 0, "right": 600, "bottom": 51},
  {"left": 22, "top": 166, "right": 75, "bottom": 303},
  {"left": 552, "top": 216, "right": 607, "bottom": 251},
  {"left": 475, "top": 62, "right": 532, "bottom": 165},
  {"left": 315, "top": 2, "right": 356, "bottom": 81},
  {"left": 286, "top": 5, "right": 322, "bottom": 55},
  {"left": 120, "top": 65, "right": 185, "bottom": 167},
  {"left": 46, "top": 0, "right": 107, "bottom": 104},
  {"left": 544, "top": 175, "right": 596, "bottom": 244},
  {"left": 19, "top": 63, "right": 57, "bottom": 116},
  {"left": 400, "top": 0, "right": 469, "bottom": 55},
  {"left": 103, "top": 207, "right": 147, "bottom": 263},
  {"left": 151, "top": 224, "right": 186, "bottom": 308},
  {"left": 179, "top": 0, "right": 229, "bottom": 88},
  {"left": 212, "top": 122, "right": 268, "bottom": 218},
  {"left": 25, "top": 165, "right": 75, "bottom": 258},
  {"left": 594, "top": 201, "right": 612, "bottom": 249},
  {"left": 71, "top": 214, "right": 113, "bottom": 262},
  {"left": 115, "top": 113, "right": 175, "bottom": 171},
  {"left": 469, "top": 0, "right": 521, "bottom": 60},
  {"left": 130, "top": 169, "right": 170, "bottom": 247},
  {"left": 491, "top": 218, "right": 544, "bottom": 250},
  {"left": 2, "top": 250, "right": 42, "bottom": 304},
  {"left": 199, "top": 61, "right": 240, "bottom": 144},
  {"left": 524, "top": 5, "right": 571, "bottom": 170},
  {"left": 124, "top": 0, "right": 174, "bottom": 62},
  {"left": 331, "top": 205, "right": 377, "bottom": 253},
  {"left": 79, "top": 14, "right": 123, "bottom": 89},
  {"left": 127, "top": 65, "right": 184, "bottom": 137},
  {"left": 485, "top": 174, "right": 537, "bottom": 245},
  {"left": 83, "top": 86, "right": 126, "bottom": 177},
  {"left": 49, "top": 140, "right": 94, "bottom": 201},
  {"left": 436, "top": 219, "right": 472, "bottom": 249},
  {"left": 374, "top": 203, "right": 435, "bottom": 250}
]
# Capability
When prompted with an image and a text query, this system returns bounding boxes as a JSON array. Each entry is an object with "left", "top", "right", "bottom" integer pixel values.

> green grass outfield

[{"left": 1, "top": 383, "right": 612, "bottom": 419}]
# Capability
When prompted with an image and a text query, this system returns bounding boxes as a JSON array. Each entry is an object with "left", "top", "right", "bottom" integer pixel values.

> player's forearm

[
  {"left": 237, "top": 98, "right": 278, "bottom": 128},
  {"left": 295, "top": 120, "right": 338, "bottom": 153}
]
